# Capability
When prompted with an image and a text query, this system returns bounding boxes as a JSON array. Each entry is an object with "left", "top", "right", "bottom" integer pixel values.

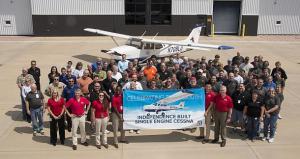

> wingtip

[
  {"left": 84, "top": 28, "right": 97, "bottom": 33},
  {"left": 218, "top": 45, "right": 234, "bottom": 50}
]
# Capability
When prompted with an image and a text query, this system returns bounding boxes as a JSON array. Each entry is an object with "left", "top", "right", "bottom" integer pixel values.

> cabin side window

[{"left": 144, "top": 43, "right": 155, "bottom": 49}]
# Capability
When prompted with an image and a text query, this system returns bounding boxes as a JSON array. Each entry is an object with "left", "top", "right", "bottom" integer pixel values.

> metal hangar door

[{"left": 213, "top": 1, "right": 241, "bottom": 35}]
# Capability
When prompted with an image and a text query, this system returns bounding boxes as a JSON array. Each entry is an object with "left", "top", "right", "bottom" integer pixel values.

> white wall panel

[
  {"left": 172, "top": 0, "right": 213, "bottom": 15},
  {"left": 258, "top": 0, "right": 300, "bottom": 34},
  {"left": 242, "top": 0, "right": 259, "bottom": 15},
  {"left": 31, "top": 0, "right": 124, "bottom": 15},
  {"left": 0, "top": 0, "right": 33, "bottom": 35}
]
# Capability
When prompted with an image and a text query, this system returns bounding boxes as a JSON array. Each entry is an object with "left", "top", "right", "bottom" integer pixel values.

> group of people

[{"left": 16, "top": 52, "right": 287, "bottom": 149}]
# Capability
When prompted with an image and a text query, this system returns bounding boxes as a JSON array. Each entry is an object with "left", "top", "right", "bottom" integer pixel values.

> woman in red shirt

[
  {"left": 47, "top": 90, "right": 65, "bottom": 146},
  {"left": 92, "top": 92, "right": 110, "bottom": 149}
]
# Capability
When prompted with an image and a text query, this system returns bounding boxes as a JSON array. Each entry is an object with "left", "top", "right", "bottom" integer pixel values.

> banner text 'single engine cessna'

[{"left": 84, "top": 25, "right": 234, "bottom": 61}]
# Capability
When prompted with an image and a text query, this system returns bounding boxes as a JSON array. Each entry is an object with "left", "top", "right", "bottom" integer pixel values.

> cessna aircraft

[
  {"left": 84, "top": 25, "right": 234, "bottom": 61},
  {"left": 143, "top": 90, "right": 194, "bottom": 115}
]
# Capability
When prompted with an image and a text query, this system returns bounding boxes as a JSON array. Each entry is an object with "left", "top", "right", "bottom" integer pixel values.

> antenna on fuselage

[
  {"left": 152, "top": 32, "right": 159, "bottom": 39},
  {"left": 140, "top": 30, "right": 147, "bottom": 38}
]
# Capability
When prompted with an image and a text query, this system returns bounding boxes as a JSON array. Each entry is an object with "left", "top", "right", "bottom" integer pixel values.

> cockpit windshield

[{"left": 126, "top": 38, "right": 142, "bottom": 49}]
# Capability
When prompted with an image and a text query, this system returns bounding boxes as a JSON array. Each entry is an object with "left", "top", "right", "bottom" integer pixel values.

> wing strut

[{"left": 111, "top": 37, "right": 119, "bottom": 46}]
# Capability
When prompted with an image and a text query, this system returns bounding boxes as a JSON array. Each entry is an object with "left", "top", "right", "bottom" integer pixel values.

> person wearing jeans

[
  {"left": 25, "top": 84, "right": 45, "bottom": 136},
  {"left": 92, "top": 92, "right": 110, "bottom": 149},
  {"left": 65, "top": 89, "right": 90, "bottom": 150},
  {"left": 243, "top": 91, "right": 264, "bottom": 142},
  {"left": 263, "top": 88, "right": 280, "bottom": 143}
]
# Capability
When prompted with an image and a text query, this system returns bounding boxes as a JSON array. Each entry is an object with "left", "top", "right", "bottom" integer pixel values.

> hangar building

[{"left": 0, "top": 0, "right": 299, "bottom": 36}]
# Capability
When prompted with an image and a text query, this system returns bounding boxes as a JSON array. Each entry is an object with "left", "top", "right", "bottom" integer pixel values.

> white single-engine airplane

[
  {"left": 84, "top": 25, "right": 234, "bottom": 61},
  {"left": 143, "top": 90, "right": 194, "bottom": 115}
]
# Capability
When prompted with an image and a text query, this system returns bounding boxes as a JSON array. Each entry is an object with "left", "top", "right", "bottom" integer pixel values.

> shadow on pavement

[
  {"left": 14, "top": 105, "right": 22, "bottom": 109},
  {"left": 126, "top": 131, "right": 197, "bottom": 143},
  {"left": 14, "top": 126, "right": 33, "bottom": 134},
  {"left": 5, "top": 110, "right": 23, "bottom": 122},
  {"left": 73, "top": 54, "right": 111, "bottom": 63},
  {"left": 226, "top": 127, "right": 247, "bottom": 140}
]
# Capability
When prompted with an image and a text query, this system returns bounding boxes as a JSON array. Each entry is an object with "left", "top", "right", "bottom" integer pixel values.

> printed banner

[{"left": 123, "top": 88, "right": 205, "bottom": 129}]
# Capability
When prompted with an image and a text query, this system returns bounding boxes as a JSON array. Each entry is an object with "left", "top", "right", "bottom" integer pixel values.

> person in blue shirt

[
  {"left": 60, "top": 68, "right": 77, "bottom": 85},
  {"left": 263, "top": 76, "right": 276, "bottom": 90},
  {"left": 90, "top": 58, "right": 102, "bottom": 73},
  {"left": 118, "top": 54, "right": 129, "bottom": 73}
]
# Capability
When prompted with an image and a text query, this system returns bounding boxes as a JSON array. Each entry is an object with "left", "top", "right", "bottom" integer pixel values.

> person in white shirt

[
  {"left": 21, "top": 78, "right": 33, "bottom": 122},
  {"left": 112, "top": 65, "right": 122, "bottom": 82},
  {"left": 66, "top": 61, "right": 75, "bottom": 75},
  {"left": 122, "top": 74, "right": 143, "bottom": 90},
  {"left": 22, "top": 79, "right": 32, "bottom": 103},
  {"left": 239, "top": 56, "right": 254, "bottom": 74},
  {"left": 73, "top": 62, "right": 84, "bottom": 78},
  {"left": 233, "top": 68, "right": 244, "bottom": 84},
  {"left": 173, "top": 54, "right": 183, "bottom": 65}
]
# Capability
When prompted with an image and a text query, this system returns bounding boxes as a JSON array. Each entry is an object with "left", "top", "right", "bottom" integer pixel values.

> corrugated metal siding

[
  {"left": 0, "top": 0, "right": 33, "bottom": 35},
  {"left": 242, "top": 0, "right": 259, "bottom": 15},
  {"left": 31, "top": 0, "right": 124, "bottom": 15},
  {"left": 172, "top": 0, "right": 213, "bottom": 15},
  {"left": 0, "top": 15, "right": 17, "bottom": 35},
  {"left": 258, "top": 0, "right": 300, "bottom": 34}
]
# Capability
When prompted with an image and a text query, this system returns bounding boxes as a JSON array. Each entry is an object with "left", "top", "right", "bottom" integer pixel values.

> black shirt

[
  {"left": 26, "top": 91, "right": 44, "bottom": 109},
  {"left": 265, "top": 96, "right": 280, "bottom": 115},
  {"left": 89, "top": 91, "right": 100, "bottom": 103},
  {"left": 102, "top": 77, "right": 117, "bottom": 94},
  {"left": 158, "top": 70, "right": 172, "bottom": 81},
  {"left": 28, "top": 67, "right": 41, "bottom": 83},
  {"left": 246, "top": 99, "right": 263, "bottom": 117},
  {"left": 223, "top": 79, "right": 238, "bottom": 96},
  {"left": 232, "top": 91, "right": 249, "bottom": 111}
]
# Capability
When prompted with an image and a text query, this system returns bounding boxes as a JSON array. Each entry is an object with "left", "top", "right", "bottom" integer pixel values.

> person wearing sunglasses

[{"left": 45, "top": 75, "right": 66, "bottom": 97}]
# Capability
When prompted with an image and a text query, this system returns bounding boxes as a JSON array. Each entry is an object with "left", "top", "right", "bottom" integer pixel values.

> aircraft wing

[
  {"left": 84, "top": 28, "right": 132, "bottom": 39},
  {"left": 142, "top": 38, "right": 234, "bottom": 50},
  {"left": 185, "top": 46, "right": 210, "bottom": 51},
  {"left": 157, "top": 91, "right": 194, "bottom": 104}
]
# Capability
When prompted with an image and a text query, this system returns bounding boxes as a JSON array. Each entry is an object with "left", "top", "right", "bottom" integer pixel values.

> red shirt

[
  {"left": 112, "top": 94, "right": 123, "bottom": 113},
  {"left": 214, "top": 94, "right": 233, "bottom": 112},
  {"left": 47, "top": 97, "right": 65, "bottom": 116},
  {"left": 92, "top": 100, "right": 109, "bottom": 118},
  {"left": 66, "top": 97, "right": 89, "bottom": 116},
  {"left": 205, "top": 91, "right": 216, "bottom": 110}
]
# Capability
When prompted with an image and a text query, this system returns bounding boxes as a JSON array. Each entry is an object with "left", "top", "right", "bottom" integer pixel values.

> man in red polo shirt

[
  {"left": 65, "top": 89, "right": 90, "bottom": 150},
  {"left": 212, "top": 85, "right": 233, "bottom": 147}
]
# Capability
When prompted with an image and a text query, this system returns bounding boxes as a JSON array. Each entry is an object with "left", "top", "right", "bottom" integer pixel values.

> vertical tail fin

[{"left": 184, "top": 25, "right": 204, "bottom": 43}]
